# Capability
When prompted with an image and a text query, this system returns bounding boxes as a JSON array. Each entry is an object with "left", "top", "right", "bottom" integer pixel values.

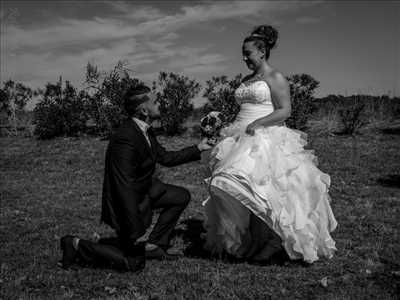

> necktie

[{"left": 144, "top": 127, "right": 152, "bottom": 148}]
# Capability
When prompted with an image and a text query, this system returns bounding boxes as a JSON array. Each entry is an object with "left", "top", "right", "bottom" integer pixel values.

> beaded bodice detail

[
  {"left": 234, "top": 81, "right": 274, "bottom": 124},
  {"left": 234, "top": 80, "right": 272, "bottom": 105}
]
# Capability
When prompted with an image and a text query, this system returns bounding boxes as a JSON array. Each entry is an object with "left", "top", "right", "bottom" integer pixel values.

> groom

[{"left": 60, "top": 84, "right": 211, "bottom": 271}]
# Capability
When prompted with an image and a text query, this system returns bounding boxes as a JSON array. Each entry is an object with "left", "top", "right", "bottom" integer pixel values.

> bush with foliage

[
  {"left": 1, "top": 80, "right": 33, "bottom": 136},
  {"left": 202, "top": 74, "right": 242, "bottom": 122},
  {"left": 312, "top": 94, "right": 399, "bottom": 134},
  {"left": 84, "top": 61, "right": 144, "bottom": 137},
  {"left": 153, "top": 71, "right": 201, "bottom": 135},
  {"left": 0, "top": 89, "right": 7, "bottom": 117},
  {"left": 33, "top": 80, "right": 88, "bottom": 139},
  {"left": 337, "top": 95, "right": 368, "bottom": 135},
  {"left": 285, "top": 74, "right": 319, "bottom": 130}
]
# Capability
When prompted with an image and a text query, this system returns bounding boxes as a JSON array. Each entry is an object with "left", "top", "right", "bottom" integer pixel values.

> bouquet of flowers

[{"left": 200, "top": 111, "right": 226, "bottom": 145}]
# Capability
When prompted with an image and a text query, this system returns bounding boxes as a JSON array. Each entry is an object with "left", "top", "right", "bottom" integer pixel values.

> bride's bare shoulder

[{"left": 264, "top": 70, "right": 288, "bottom": 88}]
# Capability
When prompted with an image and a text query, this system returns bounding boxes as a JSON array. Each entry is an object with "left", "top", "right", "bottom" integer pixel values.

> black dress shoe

[
  {"left": 124, "top": 242, "right": 146, "bottom": 272},
  {"left": 126, "top": 255, "right": 146, "bottom": 272},
  {"left": 145, "top": 246, "right": 181, "bottom": 261},
  {"left": 60, "top": 235, "right": 78, "bottom": 269},
  {"left": 125, "top": 242, "right": 146, "bottom": 258}
]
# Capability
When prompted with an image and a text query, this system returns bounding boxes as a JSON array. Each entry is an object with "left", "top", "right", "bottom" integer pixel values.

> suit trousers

[
  {"left": 146, "top": 178, "right": 191, "bottom": 248},
  {"left": 74, "top": 178, "right": 190, "bottom": 269},
  {"left": 75, "top": 237, "right": 144, "bottom": 271}
]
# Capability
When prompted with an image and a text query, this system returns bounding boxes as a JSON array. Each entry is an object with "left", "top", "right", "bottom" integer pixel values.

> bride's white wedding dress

[{"left": 203, "top": 80, "right": 337, "bottom": 263}]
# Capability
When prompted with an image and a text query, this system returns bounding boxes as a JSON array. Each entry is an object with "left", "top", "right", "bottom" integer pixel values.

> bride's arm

[{"left": 246, "top": 72, "right": 291, "bottom": 135}]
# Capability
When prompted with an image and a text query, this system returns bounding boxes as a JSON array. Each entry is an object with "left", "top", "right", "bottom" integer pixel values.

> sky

[{"left": 1, "top": 0, "right": 399, "bottom": 108}]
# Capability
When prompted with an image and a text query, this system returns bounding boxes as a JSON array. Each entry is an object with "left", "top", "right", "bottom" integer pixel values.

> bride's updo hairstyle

[{"left": 243, "top": 25, "right": 278, "bottom": 60}]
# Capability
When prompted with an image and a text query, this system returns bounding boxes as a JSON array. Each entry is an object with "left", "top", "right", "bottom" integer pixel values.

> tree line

[{"left": 1, "top": 61, "right": 398, "bottom": 139}]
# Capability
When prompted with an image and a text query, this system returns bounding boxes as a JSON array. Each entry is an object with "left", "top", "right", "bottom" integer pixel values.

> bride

[{"left": 203, "top": 25, "right": 337, "bottom": 264}]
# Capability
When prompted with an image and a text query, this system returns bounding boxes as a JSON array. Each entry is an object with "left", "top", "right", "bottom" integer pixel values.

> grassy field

[{"left": 1, "top": 125, "right": 399, "bottom": 299}]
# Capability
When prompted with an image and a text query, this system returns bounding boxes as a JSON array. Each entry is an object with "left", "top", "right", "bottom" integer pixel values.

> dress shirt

[{"left": 133, "top": 117, "right": 151, "bottom": 147}]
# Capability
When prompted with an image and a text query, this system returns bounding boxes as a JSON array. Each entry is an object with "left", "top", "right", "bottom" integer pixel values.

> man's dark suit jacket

[{"left": 101, "top": 118, "right": 201, "bottom": 241}]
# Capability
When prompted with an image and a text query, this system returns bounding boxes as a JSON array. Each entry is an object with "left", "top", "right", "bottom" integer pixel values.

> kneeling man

[{"left": 60, "top": 84, "right": 211, "bottom": 271}]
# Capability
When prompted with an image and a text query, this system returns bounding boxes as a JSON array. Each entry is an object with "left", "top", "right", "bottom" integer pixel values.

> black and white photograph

[{"left": 0, "top": 0, "right": 399, "bottom": 299}]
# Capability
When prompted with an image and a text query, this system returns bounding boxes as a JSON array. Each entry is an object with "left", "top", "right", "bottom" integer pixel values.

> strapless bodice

[
  {"left": 234, "top": 80, "right": 274, "bottom": 124},
  {"left": 235, "top": 103, "right": 274, "bottom": 124},
  {"left": 235, "top": 80, "right": 272, "bottom": 105}
]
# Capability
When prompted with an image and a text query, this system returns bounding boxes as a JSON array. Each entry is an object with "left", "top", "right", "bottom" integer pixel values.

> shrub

[
  {"left": 84, "top": 61, "right": 143, "bottom": 137},
  {"left": 33, "top": 80, "right": 88, "bottom": 139},
  {"left": 153, "top": 71, "right": 201, "bottom": 136},
  {"left": 286, "top": 74, "right": 319, "bottom": 130},
  {"left": 202, "top": 74, "right": 242, "bottom": 122},
  {"left": 337, "top": 96, "right": 368, "bottom": 135},
  {"left": 1, "top": 80, "right": 33, "bottom": 136},
  {"left": 33, "top": 97, "right": 64, "bottom": 139}
]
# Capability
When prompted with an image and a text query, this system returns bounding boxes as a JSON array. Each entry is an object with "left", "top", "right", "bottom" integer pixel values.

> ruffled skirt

[{"left": 203, "top": 123, "right": 338, "bottom": 263}]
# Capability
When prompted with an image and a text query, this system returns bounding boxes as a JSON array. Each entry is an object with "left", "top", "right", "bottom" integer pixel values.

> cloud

[
  {"left": 0, "top": 7, "right": 20, "bottom": 27},
  {"left": 1, "top": 0, "right": 326, "bottom": 89},
  {"left": 295, "top": 16, "right": 322, "bottom": 24},
  {"left": 168, "top": 52, "right": 228, "bottom": 76},
  {"left": 107, "top": 2, "right": 164, "bottom": 21},
  {"left": 4, "top": 18, "right": 133, "bottom": 53},
  {"left": 4, "top": 1, "right": 323, "bottom": 52}
]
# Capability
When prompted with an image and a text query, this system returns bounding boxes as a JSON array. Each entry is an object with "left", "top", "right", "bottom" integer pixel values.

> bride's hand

[{"left": 245, "top": 121, "right": 260, "bottom": 136}]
